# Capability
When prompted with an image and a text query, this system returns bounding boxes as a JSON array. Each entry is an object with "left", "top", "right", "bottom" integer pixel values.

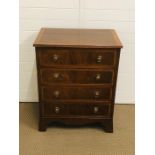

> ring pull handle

[
  {"left": 55, "top": 107, "right": 60, "bottom": 113},
  {"left": 95, "top": 74, "right": 101, "bottom": 80},
  {"left": 94, "top": 90, "right": 100, "bottom": 98},
  {"left": 94, "top": 106, "right": 99, "bottom": 113},
  {"left": 96, "top": 55, "right": 102, "bottom": 63},
  {"left": 54, "top": 90, "right": 60, "bottom": 98},
  {"left": 52, "top": 54, "right": 59, "bottom": 62},
  {"left": 53, "top": 73, "right": 60, "bottom": 79}
]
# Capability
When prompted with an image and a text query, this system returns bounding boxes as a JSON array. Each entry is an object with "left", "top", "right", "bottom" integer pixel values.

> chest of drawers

[{"left": 33, "top": 28, "right": 122, "bottom": 132}]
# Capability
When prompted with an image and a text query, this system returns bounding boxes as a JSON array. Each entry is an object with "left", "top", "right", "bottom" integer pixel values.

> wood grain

[
  {"left": 37, "top": 48, "right": 116, "bottom": 67},
  {"left": 40, "top": 68, "right": 114, "bottom": 85},
  {"left": 33, "top": 28, "right": 123, "bottom": 48}
]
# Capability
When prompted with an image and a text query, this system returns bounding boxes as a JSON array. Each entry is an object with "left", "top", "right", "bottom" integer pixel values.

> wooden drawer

[
  {"left": 40, "top": 68, "right": 114, "bottom": 84},
  {"left": 41, "top": 86, "right": 112, "bottom": 101},
  {"left": 43, "top": 102, "right": 110, "bottom": 117},
  {"left": 38, "top": 48, "right": 116, "bottom": 67}
]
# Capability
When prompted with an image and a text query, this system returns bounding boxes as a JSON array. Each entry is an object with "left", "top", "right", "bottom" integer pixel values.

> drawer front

[
  {"left": 41, "top": 86, "right": 112, "bottom": 101},
  {"left": 43, "top": 102, "right": 110, "bottom": 117},
  {"left": 38, "top": 48, "right": 116, "bottom": 67},
  {"left": 40, "top": 69, "right": 114, "bottom": 84}
]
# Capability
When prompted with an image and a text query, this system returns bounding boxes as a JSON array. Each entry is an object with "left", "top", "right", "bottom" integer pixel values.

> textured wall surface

[{"left": 19, "top": 0, "right": 135, "bottom": 103}]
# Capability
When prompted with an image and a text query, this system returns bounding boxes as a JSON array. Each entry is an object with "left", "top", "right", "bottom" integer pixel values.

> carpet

[{"left": 19, "top": 103, "right": 134, "bottom": 155}]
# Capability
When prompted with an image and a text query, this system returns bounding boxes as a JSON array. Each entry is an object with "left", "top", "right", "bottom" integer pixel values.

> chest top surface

[{"left": 33, "top": 28, "right": 122, "bottom": 48}]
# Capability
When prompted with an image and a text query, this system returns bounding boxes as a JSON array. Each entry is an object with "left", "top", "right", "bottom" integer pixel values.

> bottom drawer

[{"left": 42, "top": 102, "right": 111, "bottom": 117}]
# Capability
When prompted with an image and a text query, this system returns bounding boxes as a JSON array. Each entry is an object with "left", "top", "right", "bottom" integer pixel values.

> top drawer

[{"left": 37, "top": 48, "right": 116, "bottom": 67}]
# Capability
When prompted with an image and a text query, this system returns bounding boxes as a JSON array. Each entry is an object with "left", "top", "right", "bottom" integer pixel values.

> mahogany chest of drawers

[{"left": 33, "top": 28, "right": 122, "bottom": 132}]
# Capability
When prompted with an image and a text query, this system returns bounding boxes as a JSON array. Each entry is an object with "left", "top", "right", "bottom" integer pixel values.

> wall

[{"left": 19, "top": 0, "right": 135, "bottom": 103}]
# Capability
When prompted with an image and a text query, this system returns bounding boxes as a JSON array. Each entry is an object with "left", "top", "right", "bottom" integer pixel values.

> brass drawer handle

[
  {"left": 96, "top": 74, "right": 101, "bottom": 80},
  {"left": 96, "top": 55, "right": 102, "bottom": 63},
  {"left": 94, "top": 91, "right": 100, "bottom": 98},
  {"left": 53, "top": 54, "right": 59, "bottom": 62},
  {"left": 53, "top": 73, "right": 60, "bottom": 79},
  {"left": 94, "top": 106, "right": 99, "bottom": 113},
  {"left": 54, "top": 90, "right": 60, "bottom": 98},
  {"left": 55, "top": 106, "right": 60, "bottom": 113}
]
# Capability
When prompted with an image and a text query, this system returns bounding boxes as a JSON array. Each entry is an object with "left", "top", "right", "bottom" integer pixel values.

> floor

[{"left": 19, "top": 103, "right": 135, "bottom": 155}]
